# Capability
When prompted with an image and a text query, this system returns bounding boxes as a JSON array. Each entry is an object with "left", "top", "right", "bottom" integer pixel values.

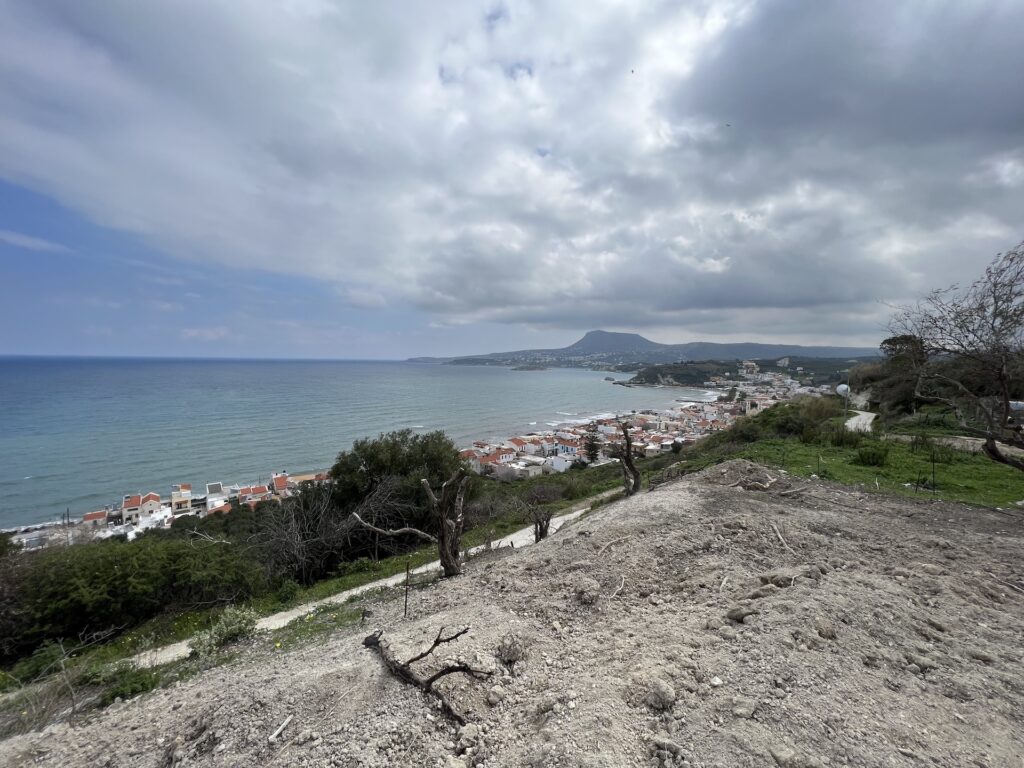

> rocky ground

[{"left": 3, "top": 460, "right": 1023, "bottom": 767}]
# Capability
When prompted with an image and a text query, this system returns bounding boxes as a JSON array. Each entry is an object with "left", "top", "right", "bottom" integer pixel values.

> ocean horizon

[{"left": 0, "top": 357, "right": 714, "bottom": 529}]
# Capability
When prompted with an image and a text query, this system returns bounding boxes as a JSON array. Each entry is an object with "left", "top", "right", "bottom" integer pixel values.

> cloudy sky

[{"left": 1, "top": 0, "right": 1022, "bottom": 358}]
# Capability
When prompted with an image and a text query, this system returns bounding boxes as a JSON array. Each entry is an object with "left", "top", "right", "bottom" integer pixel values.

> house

[
  {"left": 82, "top": 510, "right": 107, "bottom": 527},
  {"left": 271, "top": 473, "right": 291, "bottom": 498},
  {"left": 237, "top": 485, "right": 271, "bottom": 504},
  {"left": 170, "top": 484, "right": 193, "bottom": 514},
  {"left": 545, "top": 454, "right": 576, "bottom": 473},
  {"left": 121, "top": 491, "right": 161, "bottom": 525},
  {"left": 556, "top": 438, "right": 579, "bottom": 456},
  {"left": 479, "top": 449, "right": 515, "bottom": 467},
  {"left": 459, "top": 449, "right": 482, "bottom": 474}
]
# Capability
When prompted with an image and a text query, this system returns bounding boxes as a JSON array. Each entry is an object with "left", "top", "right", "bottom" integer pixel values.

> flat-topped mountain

[{"left": 412, "top": 330, "right": 879, "bottom": 368}]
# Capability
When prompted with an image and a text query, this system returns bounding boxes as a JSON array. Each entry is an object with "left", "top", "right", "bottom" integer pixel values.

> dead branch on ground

[{"left": 362, "top": 626, "right": 491, "bottom": 725}]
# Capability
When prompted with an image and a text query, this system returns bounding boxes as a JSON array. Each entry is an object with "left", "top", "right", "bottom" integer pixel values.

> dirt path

[
  {"left": 131, "top": 487, "right": 621, "bottom": 668},
  {"left": 845, "top": 409, "right": 877, "bottom": 432}
]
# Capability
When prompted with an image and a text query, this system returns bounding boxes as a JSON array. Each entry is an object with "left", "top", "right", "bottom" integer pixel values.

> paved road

[
  {"left": 132, "top": 487, "right": 620, "bottom": 668},
  {"left": 845, "top": 410, "right": 877, "bottom": 433}
]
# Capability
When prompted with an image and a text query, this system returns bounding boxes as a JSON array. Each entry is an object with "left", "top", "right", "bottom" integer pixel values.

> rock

[
  {"left": 652, "top": 734, "right": 684, "bottom": 755},
  {"left": 731, "top": 697, "right": 758, "bottom": 719},
  {"left": 646, "top": 677, "right": 676, "bottom": 711},
  {"left": 726, "top": 606, "right": 758, "bottom": 623},
  {"left": 905, "top": 653, "right": 937, "bottom": 671},
  {"left": 575, "top": 577, "right": 601, "bottom": 605},
  {"left": 487, "top": 685, "right": 507, "bottom": 706},
  {"left": 813, "top": 616, "right": 837, "bottom": 640},
  {"left": 769, "top": 745, "right": 798, "bottom": 766},
  {"left": 710, "top": 676, "right": 724, "bottom": 688},
  {"left": 968, "top": 648, "right": 995, "bottom": 664},
  {"left": 445, "top": 758, "right": 468, "bottom": 768},
  {"left": 747, "top": 583, "right": 780, "bottom": 600}
]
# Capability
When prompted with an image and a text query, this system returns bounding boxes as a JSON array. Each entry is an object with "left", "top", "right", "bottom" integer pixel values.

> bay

[{"left": 0, "top": 358, "right": 714, "bottom": 528}]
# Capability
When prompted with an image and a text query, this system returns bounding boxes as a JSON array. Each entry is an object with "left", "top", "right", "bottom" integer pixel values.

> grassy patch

[
  {"left": 266, "top": 605, "right": 363, "bottom": 653},
  {"left": 731, "top": 437, "right": 1024, "bottom": 507}
]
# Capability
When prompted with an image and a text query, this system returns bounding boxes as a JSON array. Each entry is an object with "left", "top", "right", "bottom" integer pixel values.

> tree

[
  {"left": 612, "top": 420, "right": 642, "bottom": 495},
  {"left": 330, "top": 430, "right": 465, "bottom": 559},
  {"left": 350, "top": 469, "right": 469, "bottom": 577},
  {"left": 889, "top": 241, "right": 1024, "bottom": 470},
  {"left": 583, "top": 423, "right": 602, "bottom": 463}
]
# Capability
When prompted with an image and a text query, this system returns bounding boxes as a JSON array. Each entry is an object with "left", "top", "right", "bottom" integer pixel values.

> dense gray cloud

[{"left": 1, "top": 0, "right": 1022, "bottom": 346}]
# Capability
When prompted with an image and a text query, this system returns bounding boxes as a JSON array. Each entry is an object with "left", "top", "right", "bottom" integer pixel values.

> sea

[{"left": 0, "top": 358, "right": 716, "bottom": 529}]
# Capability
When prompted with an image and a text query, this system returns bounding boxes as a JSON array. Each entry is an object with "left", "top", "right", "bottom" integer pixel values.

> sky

[{"left": 1, "top": 0, "right": 1022, "bottom": 359}]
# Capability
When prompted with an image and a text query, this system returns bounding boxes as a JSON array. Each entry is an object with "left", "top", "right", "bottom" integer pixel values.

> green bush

[
  {"left": 188, "top": 606, "right": 259, "bottom": 658},
  {"left": 275, "top": 579, "right": 300, "bottom": 606},
  {"left": 800, "top": 425, "right": 820, "bottom": 444},
  {"left": 730, "top": 418, "right": 762, "bottom": 443},
  {"left": 827, "top": 425, "right": 863, "bottom": 449},
  {"left": 855, "top": 444, "right": 890, "bottom": 467}
]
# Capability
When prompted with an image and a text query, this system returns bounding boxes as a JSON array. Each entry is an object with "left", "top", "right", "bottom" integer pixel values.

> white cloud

[
  {"left": 181, "top": 326, "right": 230, "bottom": 342},
  {"left": 0, "top": 228, "right": 70, "bottom": 253},
  {"left": 0, "top": 0, "right": 1022, "bottom": 343}
]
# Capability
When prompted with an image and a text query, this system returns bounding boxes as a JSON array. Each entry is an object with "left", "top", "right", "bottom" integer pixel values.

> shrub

[
  {"left": 496, "top": 632, "right": 528, "bottom": 668},
  {"left": 188, "top": 606, "right": 259, "bottom": 658},
  {"left": 827, "top": 426, "right": 862, "bottom": 449},
  {"left": 99, "top": 666, "right": 163, "bottom": 705},
  {"left": 855, "top": 444, "right": 890, "bottom": 467},
  {"left": 730, "top": 418, "right": 762, "bottom": 443},
  {"left": 800, "top": 425, "right": 821, "bottom": 444},
  {"left": 275, "top": 579, "right": 300, "bottom": 606},
  {"left": 909, "top": 434, "right": 933, "bottom": 453}
]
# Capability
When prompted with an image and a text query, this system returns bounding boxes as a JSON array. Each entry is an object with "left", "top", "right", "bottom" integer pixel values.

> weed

[
  {"left": 855, "top": 444, "right": 890, "bottom": 467},
  {"left": 189, "top": 606, "right": 259, "bottom": 658}
]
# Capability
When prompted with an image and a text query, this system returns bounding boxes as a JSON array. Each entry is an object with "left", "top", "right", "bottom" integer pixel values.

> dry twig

[
  {"left": 597, "top": 536, "right": 632, "bottom": 556},
  {"left": 771, "top": 522, "right": 797, "bottom": 556}
]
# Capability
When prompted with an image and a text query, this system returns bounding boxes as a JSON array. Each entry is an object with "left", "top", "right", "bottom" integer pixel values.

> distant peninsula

[{"left": 408, "top": 330, "right": 880, "bottom": 369}]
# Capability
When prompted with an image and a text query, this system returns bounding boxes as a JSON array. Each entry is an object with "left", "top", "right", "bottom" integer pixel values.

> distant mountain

[{"left": 414, "top": 330, "right": 880, "bottom": 368}]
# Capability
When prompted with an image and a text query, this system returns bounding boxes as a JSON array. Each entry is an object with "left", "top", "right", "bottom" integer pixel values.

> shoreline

[{"left": 5, "top": 390, "right": 717, "bottom": 534}]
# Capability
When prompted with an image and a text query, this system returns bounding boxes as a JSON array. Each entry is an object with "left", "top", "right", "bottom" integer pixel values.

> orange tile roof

[{"left": 82, "top": 510, "right": 107, "bottom": 522}]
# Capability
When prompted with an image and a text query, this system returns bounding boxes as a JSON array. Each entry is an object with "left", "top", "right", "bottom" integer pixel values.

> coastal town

[{"left": 7, "top": 359, "right": 835, "bottom": 550}]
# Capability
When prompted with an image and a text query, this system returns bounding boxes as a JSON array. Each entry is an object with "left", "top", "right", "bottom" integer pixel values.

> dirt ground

[{"left": 3, "top": 459, "right": 1023, "bottom": 767}]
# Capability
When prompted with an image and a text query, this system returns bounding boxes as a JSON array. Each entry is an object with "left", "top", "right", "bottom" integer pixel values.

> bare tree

[
  {"left": 351, "top": 469, "right": 469, "bottom": 577},
  {"left": 613, "top": 420, "right": 643, "bottom": 495},
  {"left": 263, "top": 479, "right": 406, "bottom": 584},
  {"left": 890, "top": 241, "right": 1024, "bottom": 470}
]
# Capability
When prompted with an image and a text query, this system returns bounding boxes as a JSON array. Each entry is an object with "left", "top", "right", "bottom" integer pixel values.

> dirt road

[{"left": 845, "top": 409, "right": 877, "bottom": 432}]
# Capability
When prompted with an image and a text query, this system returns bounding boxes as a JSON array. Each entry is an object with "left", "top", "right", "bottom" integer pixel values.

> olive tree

[{"left": 889, "top": 241, "right": 1024, "bottom": 470}]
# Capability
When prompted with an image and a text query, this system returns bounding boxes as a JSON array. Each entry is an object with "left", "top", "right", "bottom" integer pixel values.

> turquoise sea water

[{"left": 0, "top": 358, "right": 713, "bottom": 528}]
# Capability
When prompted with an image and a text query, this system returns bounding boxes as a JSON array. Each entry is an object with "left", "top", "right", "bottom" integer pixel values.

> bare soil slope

[{"left": 3, "top": 460, "right": 1023, "bottom": 767}]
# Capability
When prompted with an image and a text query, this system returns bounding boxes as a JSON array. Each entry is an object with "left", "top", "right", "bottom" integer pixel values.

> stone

[
  {"left": 814, "top": 616, "right": 837, "bottom": 640},
  {"left": 486, "top": 685, "right": 507, "bottom": 706},
  {"left": 575, "top": 577, "right": 601, "bottom": 605},
  {"left": 726, "top": 606, "right": 758, "bottom": 623},
  {"left": 731, "top": 697, "right": 758, "bottom": 719},
  {"left": 646, "top": 677, "right": 676, "bottom": 711}
]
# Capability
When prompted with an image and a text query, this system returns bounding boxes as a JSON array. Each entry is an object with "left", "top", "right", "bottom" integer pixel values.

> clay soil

[{"left": 3, "top": 460, "right": 1023, "bottom": 767}]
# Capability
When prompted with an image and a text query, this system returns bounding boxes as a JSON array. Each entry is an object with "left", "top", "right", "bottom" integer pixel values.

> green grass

[
  {"left": 265, "top": 605, "right": 363, "bottom": 653},
  {"left": 730, "top": 436, "right": 1024, "bottom": 507},
  {"left": 883, "top": 406, "right": 966, "bottom": 437}
]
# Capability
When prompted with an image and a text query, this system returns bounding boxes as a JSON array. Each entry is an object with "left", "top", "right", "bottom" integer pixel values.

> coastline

[{"left": 3, "top": 365, "right": 716, "bottom": 531}]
